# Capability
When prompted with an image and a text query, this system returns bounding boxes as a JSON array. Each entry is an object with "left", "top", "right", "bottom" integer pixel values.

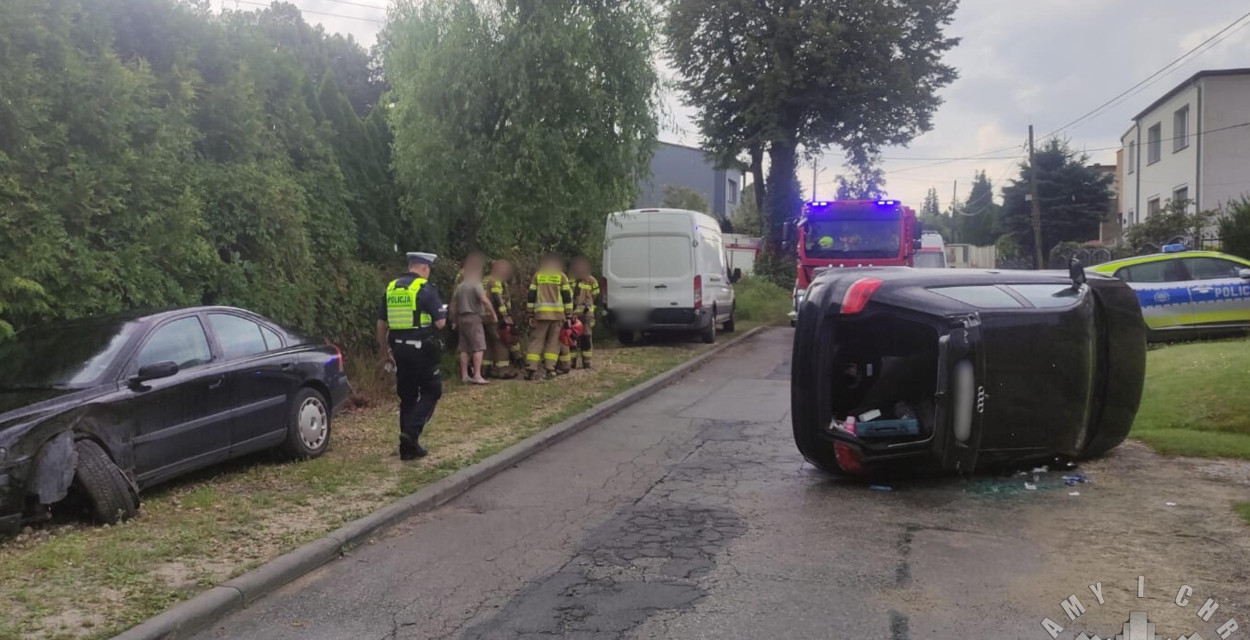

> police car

[{"left": 1089, "top": 246, "right": 1250, "bottom": 340}]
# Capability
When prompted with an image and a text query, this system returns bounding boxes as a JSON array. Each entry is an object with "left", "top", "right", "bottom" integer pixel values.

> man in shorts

[{"left": 450, "top": 253, "right": 497, "bottom": 385}]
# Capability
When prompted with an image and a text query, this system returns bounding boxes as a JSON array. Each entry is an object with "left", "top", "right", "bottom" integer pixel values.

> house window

[
  {"left": 1128, "top": 141, "right": 1136, "bottom": 173},
  {"left": 1173, "top": 106, "right": 1189, "bottom": 152},
  {"left": 1147, "top": 124, "right": 1161, "bottom": 164},
  {"left": 1147, "top": 197, "right": 1161, "bottom": 218},
  {"left": 1128, "top": 210, "right": 1136, "bottom": 225},
  {"left": 1173, "top": 186, "right": 1189, "bottom": 208},
  {"left": 728, "top": 179, "right": 738, "bottom": 204}
]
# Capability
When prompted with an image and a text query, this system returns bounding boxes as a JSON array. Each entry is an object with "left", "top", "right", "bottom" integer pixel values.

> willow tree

[
  {"left": 664, "top": 0, "right": 960, "bottom": 249},
  {"left": 383, "top": 0, "right": 659, "bottom": 260}
]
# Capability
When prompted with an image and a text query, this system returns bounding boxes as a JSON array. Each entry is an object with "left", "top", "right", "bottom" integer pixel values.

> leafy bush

[
  {"left": 1218, "top": 198, "right": 1250, "bottom": 260},
  {"left": 733, "top": 277, "right": 792, "bottom": 324},
  {"left": 753, "top": 249, "right": 798, "bottom": 290}
]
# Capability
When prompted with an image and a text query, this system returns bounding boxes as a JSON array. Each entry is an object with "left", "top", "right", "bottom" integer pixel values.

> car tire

[
  {"left": 701, "top": 308, "right": 716, "bottom": 344},
  {"left": 73, "top": 439, "right": 139, "bottom": 525},
  {"left": 280, "top": 387, "right": 332, "bottom": 460},
  {"left": 791, "top": 300, "right": 846, "bottom": 476},
  {"left": 618, "top": 330, "right": 635, "bottom": 346}
]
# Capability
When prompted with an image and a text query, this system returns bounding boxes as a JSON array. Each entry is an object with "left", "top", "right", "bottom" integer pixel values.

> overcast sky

[{"left": 212, "top": 0, "right": 1250, "bottom": 208}]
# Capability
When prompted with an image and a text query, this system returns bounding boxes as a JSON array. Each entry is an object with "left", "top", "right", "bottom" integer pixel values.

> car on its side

[
  {"left": 603, "top": 208, "right": 741, "bottom": 345},
  {"left": 0, "top": 307, "right": 350, "bottom": 534},
  {"left": 1089, "top": 248, "right": 1250, "bottom": 341},
  {"left": 791, "top": 266, "right": 1146, "bottom": 476}
]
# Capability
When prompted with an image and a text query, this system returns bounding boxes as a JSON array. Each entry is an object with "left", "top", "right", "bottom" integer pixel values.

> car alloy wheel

[{"left": 297, "top": 396, "right": 329, "bottom": 450}]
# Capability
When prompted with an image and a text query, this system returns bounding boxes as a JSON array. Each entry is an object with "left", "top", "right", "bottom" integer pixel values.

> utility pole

[
  {"left": 951, "top": 180, "right": 958, "bottom": 215},
  {"left": 1029, "top": 124, "right": 1043, "bottom": 270},
  {"left": 812, "top": 159, "right": 818, "bottom": 200}
]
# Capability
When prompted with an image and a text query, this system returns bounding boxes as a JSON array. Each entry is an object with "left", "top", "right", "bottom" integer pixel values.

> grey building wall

[{"left": 635, "top": 142, "right": 744, "bottom": 220}]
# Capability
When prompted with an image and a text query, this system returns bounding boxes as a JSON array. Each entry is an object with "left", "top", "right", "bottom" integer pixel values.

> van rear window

[
  {"left": 608, "top": 236, "right": 649, "bottom": 278},
  {"left": 650, "top": 236, "right": 692, "bottom": 278}
]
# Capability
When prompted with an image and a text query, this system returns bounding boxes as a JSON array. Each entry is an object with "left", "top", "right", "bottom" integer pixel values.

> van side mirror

[
  {"left": 914, "top": 220, "right": 924, "bottom": 240},
  {"left": 912, "top": 239, "right": 923, "bottom": 251},
  {"left": 730, "top": 268, "right": 742, "bottom": 284},
  {"left": 132, "top": 361, "right": 179, "bottom": 386}
]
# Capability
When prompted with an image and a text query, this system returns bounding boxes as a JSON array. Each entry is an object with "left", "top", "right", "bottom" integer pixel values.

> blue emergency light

[
  {"left": 1162, "top": 243, "right": 1187, "bottom": 253},
  {"left": 808, "top": 201, "right": 831, "bottom": 207},
  {"left": 875, "top": 200, "right": 898, "bottom": 206}
]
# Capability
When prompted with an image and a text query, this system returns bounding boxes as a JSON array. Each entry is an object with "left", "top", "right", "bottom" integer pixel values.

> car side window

[
  {"left": 929, "top": 286, "right": 1023, "bottom": 308},
  {"left": 1005, "top": 284, "right": 1082, "bottom": 308},
  {"left": 1183, "top": 257, "right": 1243, "bottom": 280},
  {"left": 1119, "top": 260, "right": 1188, "bottom": 283},
  {"left": 209, "top": 314, "right": 267, "bottom": 360},
  {"left": 136, "top": 317, "right": 212, "bottom": 370},
  {"left": 260, "top": 325, "right": 284, "bottom": 351}
]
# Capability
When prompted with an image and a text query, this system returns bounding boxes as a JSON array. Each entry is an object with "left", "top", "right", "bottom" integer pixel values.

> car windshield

[
  {"left": 0, "top": 319, "right": 139, "bottom": 389},
  {"left": 803, "top": 216, "right": 901, "bottom": 259}
]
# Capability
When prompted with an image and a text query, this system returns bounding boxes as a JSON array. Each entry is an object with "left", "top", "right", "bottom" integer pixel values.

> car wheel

[
  {"left": 701, "top": 308, "right": 716, "bottom": 344},
  {"left": 73, "top": 439, "right": 139, "bottom": 525},
  {"left": 280, "top": 388, "right": 332, "bottom": 460},
  {"left": 618, "top": 330, "right": 636, "bottom": 346},
  {"left": 791, "top": 303, "right": 846, "bottom": 476}
]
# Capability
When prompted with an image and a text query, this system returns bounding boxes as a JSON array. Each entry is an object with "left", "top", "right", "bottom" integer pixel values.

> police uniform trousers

[{"left": 392, "top": 338, "right": 442, "bottom": 448}]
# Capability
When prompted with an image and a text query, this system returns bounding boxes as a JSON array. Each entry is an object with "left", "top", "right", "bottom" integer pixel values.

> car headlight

[{"left": 794, "top": 289, "right": 808, "bottom": 306}]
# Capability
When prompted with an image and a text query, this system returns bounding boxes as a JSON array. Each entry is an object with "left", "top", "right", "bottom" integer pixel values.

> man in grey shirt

[{"left": 450, "top": 254, "right": 497, "bottom": 384}]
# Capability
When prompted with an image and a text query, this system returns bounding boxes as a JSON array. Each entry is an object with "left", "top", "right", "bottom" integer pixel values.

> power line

[
  {"left": 317, "top": 0, "right": 388, "bottom": 11},
  {"left": 882, "top": 141, "right": 1028, "bottom": 175},
  {"left": 1077, "top": 120, "right": 1250, "bottom": 155},
  {"left": 228, "top": 0, "right": 385, "bottom": 24},
  {"left": 1041, "top": 8, "right": 1250, "bottom": 140}
]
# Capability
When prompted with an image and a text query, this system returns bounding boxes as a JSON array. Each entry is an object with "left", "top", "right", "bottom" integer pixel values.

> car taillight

[
  {"left": 693, "top": 274, "right": 703, "bottom": 310},
  {"left": 327, "top": 341, "right": 343, "bottom": 369},
  {"left": 840, "top": 278, "right": 883, "bottom": 315}
]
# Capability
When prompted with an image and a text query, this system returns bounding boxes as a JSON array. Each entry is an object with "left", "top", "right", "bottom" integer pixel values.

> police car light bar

[{"left": 1162, "top": 243, "right": 1187, "bottom": 253}]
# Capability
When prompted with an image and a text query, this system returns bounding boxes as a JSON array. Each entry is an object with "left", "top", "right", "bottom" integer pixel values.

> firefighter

[
  {"left": 525, "top": 253, "right": 573, "bottom": 380},
  {"left": 555, "top": 260, "right": 574, "bottom": 375},
  {"left": 377, "top": 252, "right": 448, "bottom": 460},
  {"left": 568, "top": 256, "right": 600, "bottom": 369},
  {"left": 482, "top": 259, "right": 520, "bottom": 379}
]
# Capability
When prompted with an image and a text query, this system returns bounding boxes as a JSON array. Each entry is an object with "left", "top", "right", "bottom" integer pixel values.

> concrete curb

[{"left": 111, "top": 326, "right": 768, "bottom": 640}]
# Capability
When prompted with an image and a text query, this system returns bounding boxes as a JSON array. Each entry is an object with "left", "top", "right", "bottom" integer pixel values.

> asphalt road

[{"left": 192, "top": 328, "right": 1250, "bottom": 640}]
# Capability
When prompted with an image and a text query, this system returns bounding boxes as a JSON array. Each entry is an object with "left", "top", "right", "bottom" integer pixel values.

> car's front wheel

[
  {"left": 618, "top": 330, "right": 636, "bottom": 346},
  {"left": 73, "top": 439, "right": 139, "bottom": 525},
  {"left": 280, "top": 388, "right": 332, "bottom": 459}
]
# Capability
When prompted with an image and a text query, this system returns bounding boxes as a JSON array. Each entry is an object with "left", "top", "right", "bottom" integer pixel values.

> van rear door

[{"left": 646, "top": 214, "right": 696, "bottom": 312}]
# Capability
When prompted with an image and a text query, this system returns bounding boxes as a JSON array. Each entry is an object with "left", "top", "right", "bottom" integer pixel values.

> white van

[{"left": 603, "top": 209, "right": 740, "bottom": 344}]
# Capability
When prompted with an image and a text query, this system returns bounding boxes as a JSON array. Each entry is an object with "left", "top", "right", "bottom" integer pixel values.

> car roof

[
  {"left": 1091, "top": 250, "right": 1250, "bottom": 272},
  {"left": 46, "top": 306, "right": 275, "bottom": 330}
]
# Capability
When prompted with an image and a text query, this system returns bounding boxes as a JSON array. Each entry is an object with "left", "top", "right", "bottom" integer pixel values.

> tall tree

[
  {"left": 383, "top": 0, "right": 659, "bottom": 260},
  {"left": 664, "top": 0, "right": 960, "bottom": 249},
  {"left": 1000, "top": 140, "right": 1111, "bottom": 263},
  {"left": 834, "top": 152, "right": 887, "bottom": 200},
  {"left": 958, "top": 170, "right": 999, "bottom": 245},
  {"left": 921, "top": 188, "right": 942, "bottom": 217},
  {"left": 661, "top": 185, "right": 711, "bottom": 214}
]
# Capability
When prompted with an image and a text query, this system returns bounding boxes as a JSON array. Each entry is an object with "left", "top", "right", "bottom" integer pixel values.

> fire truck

[{"left": 786, "top": 199, "right": 922, "bottom": 323}]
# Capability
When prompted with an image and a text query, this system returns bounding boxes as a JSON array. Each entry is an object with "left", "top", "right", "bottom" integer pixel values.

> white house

[{"left": 1120, "top": 68, "right": 1250, "bottom": 228}]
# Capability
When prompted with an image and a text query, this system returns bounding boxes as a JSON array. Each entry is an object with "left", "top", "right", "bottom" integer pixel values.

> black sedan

[
  {"left": 0, "top": 307, "right": 350, "bottom": 533},
  {"left": 791, "top": 265, "right": 1147, "bottom": 476}
]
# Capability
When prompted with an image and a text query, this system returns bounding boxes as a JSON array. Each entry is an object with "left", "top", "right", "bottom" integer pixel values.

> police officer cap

[{"left": 406, "top": 252, "right": 437, "bottom": 265}]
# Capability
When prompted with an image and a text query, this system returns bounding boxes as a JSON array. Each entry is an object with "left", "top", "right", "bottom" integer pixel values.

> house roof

[{"left": 1132, "top": 68, "right": 1250, "bottom": 122}]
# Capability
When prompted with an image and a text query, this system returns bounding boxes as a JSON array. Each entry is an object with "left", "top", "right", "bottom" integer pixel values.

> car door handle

[
  {"left": 281, "top": 362, "right": 294, "bottom": 371},
  {"left": 620, "top": 285, "right": 640, "bottom": 289},
  {"left": 207, "top": 376, "right": 225, "bottom": 390},
  {"left": 654, "top": 284, "right": 668, "bottom": 289}
]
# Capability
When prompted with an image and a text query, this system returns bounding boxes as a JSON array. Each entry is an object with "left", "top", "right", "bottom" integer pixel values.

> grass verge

[
  {"left": 1131, "top": 337, "right": 1250, "bottom": 459},
  {"left": 730, "top": 276, "right": 792, "bottom": 326},
  {"left": 0, "top": 338, "right": 731, "bottom": 640},
  {"left": 1237, "top": 503, "right": 1250, "bottom": 527}
]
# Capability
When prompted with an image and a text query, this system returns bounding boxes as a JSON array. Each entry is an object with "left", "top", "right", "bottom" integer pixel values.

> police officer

[{"left": 377, "top": 252, "right": 448, "bottom": 460}]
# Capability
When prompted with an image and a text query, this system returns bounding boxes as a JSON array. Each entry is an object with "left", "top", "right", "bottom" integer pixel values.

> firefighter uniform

[
  {"left": 381, "top": 254, "right": 447, "bottom": 459},
  {"left": 482, "top": 274, "right": 521, "bottom": 377},
  {"left": 570, "top": 275, "right": 600, "bottom": 368},
  {"left": 526, "top": 268, "right": 573, "bottom": 378},
  {"left": 556, "top": 272, "right": 574, "bottom": 374}
]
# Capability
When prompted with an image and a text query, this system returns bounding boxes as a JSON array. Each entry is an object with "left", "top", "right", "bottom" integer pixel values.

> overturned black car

[{"left": 791, "top": 265, "right": 1147, "bottom": 476}]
